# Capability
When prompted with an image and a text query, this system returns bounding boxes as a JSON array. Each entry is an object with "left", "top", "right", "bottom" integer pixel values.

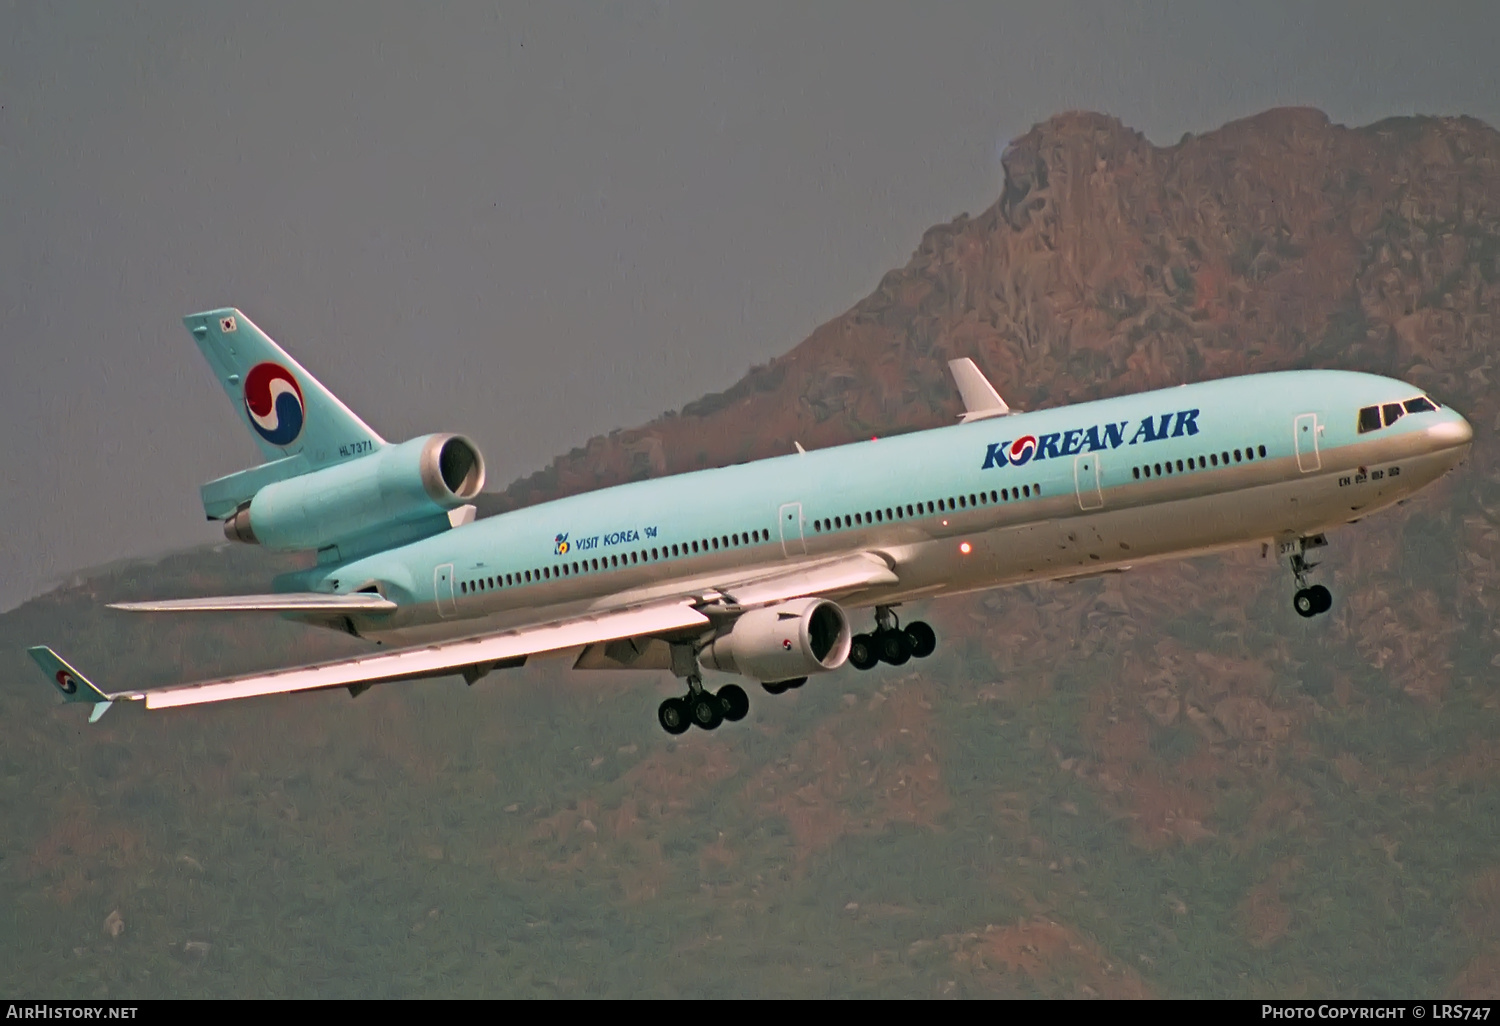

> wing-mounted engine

[
  {"left": 699, "top": 598, "right": 851, "bottom": 682},
  {"left": 221, "top": 433, "right": 485, "bottom": 553}
]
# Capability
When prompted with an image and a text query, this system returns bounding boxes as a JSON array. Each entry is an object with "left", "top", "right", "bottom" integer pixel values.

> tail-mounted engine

[
  {"left": 222, "top": 433, "right": 484, "bottom": 551},
  {"left": 699, "top": 598, "right": 851, "bottom": 682}
]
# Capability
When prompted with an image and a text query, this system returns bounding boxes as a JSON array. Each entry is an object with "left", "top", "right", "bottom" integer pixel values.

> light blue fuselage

[{"left": 320, "top": 370, "right": 1472, "bottom": 645}]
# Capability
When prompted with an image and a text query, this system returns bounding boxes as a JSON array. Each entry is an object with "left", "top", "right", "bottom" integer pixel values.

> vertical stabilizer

[{"left": 185, "top": 309, "right": 386, "bottom": 468}]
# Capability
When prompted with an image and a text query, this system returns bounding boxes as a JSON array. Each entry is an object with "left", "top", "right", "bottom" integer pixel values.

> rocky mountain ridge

[{"left": 485, "top": 106, "right": 1497, "bottom": 515}]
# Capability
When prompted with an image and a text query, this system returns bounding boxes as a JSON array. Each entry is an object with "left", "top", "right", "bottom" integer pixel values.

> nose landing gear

[
  {"left": 850, "top": 607, "right": 937, "bottom": 670},
  {"left": 1293, "top": 585, "right": 1332, "bottom": 617},
  {"left": 1279, "top": 534, "right": 1334, "bottom": 618}
]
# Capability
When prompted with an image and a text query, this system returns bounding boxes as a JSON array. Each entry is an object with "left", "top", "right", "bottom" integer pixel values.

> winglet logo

[
  {"left": 554, "top": 533, "right": 571, "bottom": 556},
  {"left": 243, "top": 362, "right": 306, "bottom": 447},
  {"left": 55, "top": 670, "right": 77, "bottom": 695}
]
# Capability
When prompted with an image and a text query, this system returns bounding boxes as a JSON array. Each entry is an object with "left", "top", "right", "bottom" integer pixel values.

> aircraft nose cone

[{"left": 1427, "top": 411, "right": 1474, "bottom": 448}]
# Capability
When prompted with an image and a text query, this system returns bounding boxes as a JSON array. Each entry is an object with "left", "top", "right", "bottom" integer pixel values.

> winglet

[
  {"left": 948, "top": 358, "right": 1012, "bottom": 421},
  {"left": 28, "top": 647, "right": 127, "bottom": 722}
]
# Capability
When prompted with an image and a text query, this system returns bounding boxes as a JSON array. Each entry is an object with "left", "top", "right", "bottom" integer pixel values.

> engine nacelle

[
  {"left": 699, "top": 598, "right": 851, "bottom": 682},
  {"left": 223, "top": 433, "right": 485, "bottom": 551}
]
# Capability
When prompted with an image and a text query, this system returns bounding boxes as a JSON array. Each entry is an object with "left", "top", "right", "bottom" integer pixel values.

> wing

[
  {"left": 39, "top": 551, "right": 900, "bottom": 718},
  {"left": 699, "top": 551, "right": 898, "bottom": 609},
  {"left": 109, "top": 592, "right": 397, "bottom": 613},
  {"left": 31, "top": 600, "right": 709, "bottom": 714}
]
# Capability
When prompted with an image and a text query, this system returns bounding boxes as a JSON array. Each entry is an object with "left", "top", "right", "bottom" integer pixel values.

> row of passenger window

[
  {"left": 1133, "top": 444, "right": 1267, "bottom": 480},
  {"left": 459, "top": 527, "right": 775, "bottom": 596},
  {"left": 1357, "top": 395, "right": 1437, "bottom": 434},
  {"left": 812, "top": 483, "right": 1043, "bottom": 535}
]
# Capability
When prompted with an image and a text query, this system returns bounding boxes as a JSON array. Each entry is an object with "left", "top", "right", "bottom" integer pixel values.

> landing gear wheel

[
  {"left": 904, "top": 621, "right": 937, "bottom": 659},
  {"left": 1293, "top": 589, "right": 1318, "bottom": 618},
  {"left": 1283, "top": 535, "right": 1333, "bottom": 619},
  {"left": 782, "top": 677, "right": 807, "bottom": 690},
  {"left": 718, "top": 684, "right": 749, "bottom": 722},
  {"left": 877, "top": 629, "right": 912, "bottom": 666},
  {"left": 690, "top": 694, "right": 724, "bottom": 730},
  {"left": 849, "top": 634, "right": 879, "bottom": 671},
  {"left": 761, "top": 679, "right": 788, "bottom": 696},
  {"left": 658, "top": 697, "right": 690, "bottom": 735}
]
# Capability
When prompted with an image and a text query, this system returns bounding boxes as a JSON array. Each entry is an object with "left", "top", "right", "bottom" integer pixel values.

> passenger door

[
  {"left": 434, "top": 563, "right": 456, "bottom": 617},
  {"left": 1073, "top": 454, "right": 1103, "bottom": 510},
  {"left": 778, "top": 502, "right": 806, "bottom": 557},
  {"left": 1294, "top": 413, "right": 1321, "bottom": 473}
]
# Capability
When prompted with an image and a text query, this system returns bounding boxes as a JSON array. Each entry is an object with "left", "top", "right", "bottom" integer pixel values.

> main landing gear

[
  {"left": 658, "top": 675, "right": 749, "bottom": 735},
  {"left": 849, "top": 607, "right": 937, "bottom": 671},
  {"left": 658, "top": 643, "right": 748, "bottom": 735},
  {"left": 1279, "top": 534, "right": 1333, "bottom": 619}
]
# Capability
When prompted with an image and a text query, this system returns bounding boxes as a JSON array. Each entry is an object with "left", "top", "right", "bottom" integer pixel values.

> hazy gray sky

[{"left": 2, "top": 1, "right": 1497, "bottom": 610}]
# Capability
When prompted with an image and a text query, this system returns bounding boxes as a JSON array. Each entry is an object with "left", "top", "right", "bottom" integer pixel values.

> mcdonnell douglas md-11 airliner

[{"left": 31, "top": 309, "right": 1473, "bottom": 734}]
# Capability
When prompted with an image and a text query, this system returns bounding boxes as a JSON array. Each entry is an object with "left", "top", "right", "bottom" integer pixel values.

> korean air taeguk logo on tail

[{"left": 243, "top": 362, "right": 306, "bottom": 446}]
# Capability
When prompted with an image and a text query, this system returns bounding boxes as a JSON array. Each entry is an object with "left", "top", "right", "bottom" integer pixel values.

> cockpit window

[{"left": 1362, "top": 395, "right": 1436, "bottom": 433}]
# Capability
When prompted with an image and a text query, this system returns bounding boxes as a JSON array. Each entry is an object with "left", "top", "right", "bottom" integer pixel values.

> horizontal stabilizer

[
  {"left": 109, "top": 592, "right": 398, "bottom": 613},
  {"left": 948, "top": 358, "right": 1012, "bottom": 421},
  {"left": 199, "top": 454, "right": 309, "bottom": 521}
]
